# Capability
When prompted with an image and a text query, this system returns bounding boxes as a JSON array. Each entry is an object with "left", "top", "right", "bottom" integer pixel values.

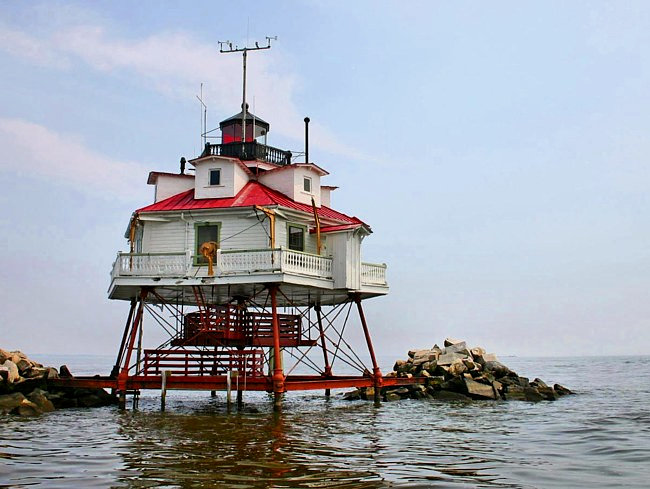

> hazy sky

[{"left": 1, "top": 1, "right": 649, "bottom": 359}]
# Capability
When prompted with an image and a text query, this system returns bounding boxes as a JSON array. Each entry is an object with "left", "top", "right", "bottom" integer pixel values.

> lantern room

[{"left": 220, "top": 104, "right": 270, "bottom": 144}]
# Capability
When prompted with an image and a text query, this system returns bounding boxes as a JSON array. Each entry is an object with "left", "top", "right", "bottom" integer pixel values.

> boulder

[
  {"left": 17, "top": 398, "right": 42, "bottom": 416},
  {"left": 385, "top": 392, "right": 401, "bottom": 401},
  {"left": 0, "top": 348, "right": 9, "bottom": 363},
  {"left": 448, "top": 359, "right": 467, "bottom": 377},
  {"left": 431, "top": 390, "right": 471, "bottom": 401},
  {"left": 531, "top": 378, "right": 548, "bottom": 389},
  {"left": 0, "top": 392, "right": 27, "bottom": 413},
  {"left": 343, "top": 389, "right": 361, "bottom": 401},
  {"left": 16, "top": 358, "right": 32, "bottom": 374},
  {"left": 482, "top": 353, "right": 498, "bottom": 362},
  {"left": 437, "top": 352, "right": 468, "bottom": 366},
  {"left": 46, "top": 368, "right": 59, "bottom": 380},
  {"left": 444, "top": 338, "right": 464, "bottom": 347},
  {"left": 24, "top": 367, "right": 50, "bottom": 379},
  {"left": 504, "top": 385, "right": 527, "bottom": 400},
  {"left": 444, "top": 341, "right": 470, "bottom": 356},
  {"left": 59, "top": 365, "right": 73, "bottom": 378},
  {"left": 27, "top": 389, "right": 55, "bottom": 413},
  {"left": 412, "top": 349, "right": 438, "bottom": 366},
  {"left": 2, "top": 360, "right": 19, "bottom": 383},
  {"left": 464, "top": 378, "right": 496, "bottom": 399},
  {"left": 483, "top": 361, "right": 511, "bottom": 378},
  {"left": 524, "top": 387, "right": 543, "bottom": 402},
  {"left": 469, "top": 347, "right": 486, "bottom": 358},
  {"left": 554, "top": 384, "right": 573, "bottom": 396},
  {"left": 537, "top": 386, "right": 558, "bottom": 401}
]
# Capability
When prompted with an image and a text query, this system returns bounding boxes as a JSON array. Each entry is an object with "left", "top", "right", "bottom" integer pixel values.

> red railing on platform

[
  {"left": 142, "top": 349, "right": 264, "bottom": 377},
  {"left": 183, "top": 305, "right": 302, "bottom": 343}
]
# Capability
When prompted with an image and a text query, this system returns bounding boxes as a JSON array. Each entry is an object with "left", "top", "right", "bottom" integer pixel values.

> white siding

[
  {"left": 258, "top": 166, "right": 322, "bottom": 206},
  {"left": 142, "top": 220, "right": 186, "bottom": 253},
  {"left": 320, "top": 186, "right": 332, "bottom": 207},
  {"left": 154, "top": 175, "right": 194, "bottom": 202},
  {"left": 194, "top": 157, "right": 249, "bottom": 199},
  {"left": 329, "top": 231, "right": 361, "bottom": 289}
]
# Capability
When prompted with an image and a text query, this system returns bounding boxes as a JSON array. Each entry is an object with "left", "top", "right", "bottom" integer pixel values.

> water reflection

[{"left": 114, "top": 395, "right": 386, "bottom": 488}]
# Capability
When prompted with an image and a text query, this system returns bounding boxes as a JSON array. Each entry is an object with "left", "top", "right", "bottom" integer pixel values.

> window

[
  {"left": 288, "top": 224, "right": 305, "bottom": 252},
  {"left": 209, "top": 169, "right": 221, "bottom": 186},
  {"left": 303, "top": 176, "right": 312, "bottom": 193},
  {"left": 194, "top": 222, "right": 220, "bottom": 264}
]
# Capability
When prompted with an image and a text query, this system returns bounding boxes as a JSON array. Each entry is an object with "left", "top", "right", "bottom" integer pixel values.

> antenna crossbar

[{"left": 218, "top": 36, "right": 277, "bottom": 143}]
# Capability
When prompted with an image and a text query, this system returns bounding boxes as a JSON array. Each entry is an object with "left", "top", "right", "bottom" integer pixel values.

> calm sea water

[{"left": 1, "top": 355, "right": 649, "bottom": 488}]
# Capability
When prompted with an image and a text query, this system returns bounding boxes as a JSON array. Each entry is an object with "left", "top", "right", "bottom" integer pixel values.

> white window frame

[{"left": 303, "top": 176, "right": 312, "bottom": 193}]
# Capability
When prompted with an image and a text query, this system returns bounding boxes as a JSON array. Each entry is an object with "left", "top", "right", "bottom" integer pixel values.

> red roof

[{"left": 137, "top": 181, "right": 366, "bottom": 226}]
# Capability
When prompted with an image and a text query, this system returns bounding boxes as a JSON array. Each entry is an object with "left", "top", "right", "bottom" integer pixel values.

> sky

[{"left": 0, "top": 1, "right": 649, "bottom": 360}]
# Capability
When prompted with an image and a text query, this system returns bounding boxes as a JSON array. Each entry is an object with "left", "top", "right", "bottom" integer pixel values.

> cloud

[
  {"left": 0, "top": 117, "right": 149, "bottom": 201},
  {"left": 0, "top": 20, "right": 372, "bottom": 162}
]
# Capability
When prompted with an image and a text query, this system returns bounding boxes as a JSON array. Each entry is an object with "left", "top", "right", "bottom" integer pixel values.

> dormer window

[
  {"left": 303, "top": 176, "right": 312, "bottom": 193},
  {"left": 209, "top": 169, "right": 221, "bottom": 186}
]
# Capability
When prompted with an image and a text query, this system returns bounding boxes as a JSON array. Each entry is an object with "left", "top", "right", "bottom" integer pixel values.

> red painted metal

[
  {"left": 141, "top": 349, "right": 264, "bottom": 377},
  {"left": 117, "top": 289, "right": 148, "bottom": 392},
  {"left": 269, "top": 285, "right": 285, "bottom": 405},
  {"left": 136, "top": 181, "right": 365, "bottom": 226},
  {"left": 354, "top": 294, "right": 382, "bottom": 390},
  {"left": 51, "top": 374, "right": 422, "bottom": 392}
]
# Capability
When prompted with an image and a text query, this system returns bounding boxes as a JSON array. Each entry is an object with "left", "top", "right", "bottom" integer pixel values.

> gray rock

[
  {"left": 437, "top": 352, "right": 468, "bottom": 366},
  {"left": 385, "top": 392, "right": 401, "bottom": 401},
  {"left": 554, "top": 384, "right": 573, "bottom": 396},
  {"left": 465, "top": 378, "right": 496, "bottom": 399},
  {"left": 0, "top": 348, "right": 9, "bottom": 364},
  {"left": 482, "top": 353, "right": 498, "bottom": 362},
  {"left": 59, "top": 365, "right": 73, "bottom": 378},
  {"left": 531, "top": 378, "right": 548, "bottom": 389},
  {"left": 431, "top": 390, "right": 471, "bottom": 401},
  {"left": 524, "top": 387, "right": 543, "bottom": 402},
  {"left": 444, "top": 338, "right": 464, "bottom": 347},
  {"left": 483, "top": 361, "right": 511, "bottom": 377},
  {"left": 537, "top": 386, "right": 558, "bottom": 401},
  {"left": 27, "top": 389, "right": 55, "bottom": 413},
  {"left": 0, "top": 392, "right": 27, "bottom": 413},
  {"left": 448, "top": 359, "right": 467, "bottom": 377},
  {"left": 17, "top": 399, "right": 42, "bottom": 416},
  {"left": 16, "top": 359, "right": 31, "bottom": 374},
  {"left": 343, "top": 389, "right": 361, "bottom": 401},
  {"left": 2, "top": 360, "right": 19, "bottom": 383},
  {"left": 444, "top": 341, "right": 470, "bottom": 356},
  {"left": 504, "top": 385, "right": 527, "bottom": 400},
  {"left": 46, "top": 368, "right": 59, "bottom": 380},
  {"left": 24, "top": 367, "right": 49, "bottom": 379}
]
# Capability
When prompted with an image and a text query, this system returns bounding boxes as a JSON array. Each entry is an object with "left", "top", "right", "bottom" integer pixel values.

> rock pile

[
  {"left": 0, "top": 348, "right": 117, "bottom": 416},
  {"left": 344, "top": 338, "right": 573, "bottom": 402}
]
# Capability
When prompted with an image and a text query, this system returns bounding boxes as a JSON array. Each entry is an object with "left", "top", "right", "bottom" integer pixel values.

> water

[{"left": 1, "top": 355, "right": 649, "bottom": 488}]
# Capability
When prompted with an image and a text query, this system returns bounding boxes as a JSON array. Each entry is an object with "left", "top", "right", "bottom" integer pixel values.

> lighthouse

[{"left": 95, "top": 41, "right": 397, "bottom": 410}]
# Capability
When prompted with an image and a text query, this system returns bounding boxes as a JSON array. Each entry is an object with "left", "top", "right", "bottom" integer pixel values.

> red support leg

[
  {"left": 315, "top": 304, "right": 332, "bottom": 397},
  {"left": 354, "top": 294, "right": 382, "bottom": 404},
  {"left": 117, "top": 288, "right": 149, "bottom": 408},
  {"left": 111, "top": 299, "right": 136, "bottom": 378},
  {"left": 269, "top": 285, "right": 284, "bottom": 410}
]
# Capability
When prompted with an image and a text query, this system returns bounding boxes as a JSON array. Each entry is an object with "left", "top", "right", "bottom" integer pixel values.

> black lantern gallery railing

[{"left": 201, "top": 141, "right": 292, "bottom": 166}]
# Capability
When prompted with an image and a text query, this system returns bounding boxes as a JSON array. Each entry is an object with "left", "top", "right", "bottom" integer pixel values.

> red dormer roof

[{"left": 136, "top": 181, "right": 366, "bottom": 227}]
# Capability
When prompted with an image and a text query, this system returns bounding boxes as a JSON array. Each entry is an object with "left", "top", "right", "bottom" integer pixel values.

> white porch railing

[
  {"left": 361, "top": 262, "right": 387, "bottom": 286},
  {"left": 113, "top": 252, "right": 188, "bottom": 277},
  {"left": 112, "top": 250, "right": 386, "bottom": 286},
  {"left": 281, "top": 249, "right": 333, "bottom": 278},
  {"left": 219, "top": 249, "right": 282, "bottom": 274}
]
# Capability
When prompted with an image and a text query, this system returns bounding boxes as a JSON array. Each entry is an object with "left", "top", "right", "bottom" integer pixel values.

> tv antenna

[
  {"left": 196, "top": 83, "right": 207, "bottom": 148},
  {"left": 218, "top": 36, "right": 277, "bottom": 143}
]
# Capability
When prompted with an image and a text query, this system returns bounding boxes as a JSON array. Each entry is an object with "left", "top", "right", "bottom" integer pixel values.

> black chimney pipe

[
  {"left": 304, "top": 117, "right": 310, "bottom": 164},
  {"left": 180, "top": 157, "right": 186, "bottom": 174}
]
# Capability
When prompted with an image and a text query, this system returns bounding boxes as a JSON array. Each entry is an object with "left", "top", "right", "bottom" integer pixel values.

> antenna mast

[
  {"left": 196, "top": 83, "right": 207, "bottom": 148},
  {"left": 218, "top": 36, "right": 277, "bottom": 143}
]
